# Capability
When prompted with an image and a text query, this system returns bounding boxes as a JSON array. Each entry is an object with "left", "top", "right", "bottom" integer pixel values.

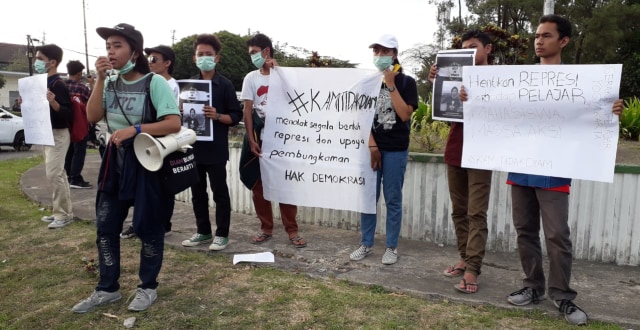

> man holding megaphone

[{"left": 72, "top": 23, "right": 182, "bottom": 314}]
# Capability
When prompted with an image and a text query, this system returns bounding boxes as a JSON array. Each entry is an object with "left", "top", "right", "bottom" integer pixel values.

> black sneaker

[
  {"left": 70, "top": 181, "right": 93, "bottom": 189},
  {"left": 120, "top": 226, "right": 136, "bottom": 239}
]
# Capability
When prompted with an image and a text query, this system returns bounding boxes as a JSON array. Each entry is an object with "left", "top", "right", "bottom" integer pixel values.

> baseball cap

[
  {"left": 96, "top": 23, "right": 144, "bottom": 49},
  {"left": 144, "top": 45, "right": 176, "bottom": 63},
  {"left": 369, "top": 34, "right": 399, "bottom": 50}
]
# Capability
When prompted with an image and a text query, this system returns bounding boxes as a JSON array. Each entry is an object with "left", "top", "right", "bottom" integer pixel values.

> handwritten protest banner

[
  {"left": 461, "top": 64, "right": 622, "bottom": 183},
  {"left": 261, "top": 67, "right": 382, "bottom": 213},
  {"left": 18, "top": 74, "right": 54, "bottom": 146}
]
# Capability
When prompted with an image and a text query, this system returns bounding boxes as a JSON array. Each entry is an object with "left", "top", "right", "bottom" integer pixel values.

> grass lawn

[{"left": 0, "top": 156, "right": 624, "bottom": 329}]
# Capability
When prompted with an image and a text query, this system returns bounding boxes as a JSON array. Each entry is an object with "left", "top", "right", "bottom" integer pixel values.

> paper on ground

[{"left": 232, "top": 252, "right": 275, "bottom": 265}]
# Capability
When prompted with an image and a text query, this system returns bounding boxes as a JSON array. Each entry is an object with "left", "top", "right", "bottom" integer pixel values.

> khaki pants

[
  {"left": 252, "top": 178, "right": 298, "bottom": 237},
  {"left": 447, "top": 165, "right": 492, "bottom": 276},
  {"left": 44, "top": 129, "right": 72, "bottom": 219}
]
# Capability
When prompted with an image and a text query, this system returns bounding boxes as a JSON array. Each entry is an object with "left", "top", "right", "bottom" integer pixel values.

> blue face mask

[
  {"left": 196, "top": 56, "right": 216, "bottom": 72},
  {"left": 116, "top": 59, "right": 135, "bottom": 75},
  {"left": 373, "top": 56, "right": 394, "bottom": 71},
  {"left": 34, "top": 59, "right": 48, "bottom": 74},
  {"left": 251, "top": 51, "right": 266, "bottom": 69}
]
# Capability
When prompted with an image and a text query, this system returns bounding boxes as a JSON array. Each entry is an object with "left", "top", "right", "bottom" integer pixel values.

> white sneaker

[
  {"left": 128, "top": 288, "right": 157, "bottom": 311},
  {"left": 72, "top": 290, "right": 122, "bottom": 313},
  {"left": 209, "top": 236, "right": 229, "bottom": 251},
  {"left": 41, "top": 215, "right": 54, "bottom": 222},
  {"left": 350, "top": 245, "right": 372, "bottom": 261},
  {"left": 381, "top": 248, "right": 398, "bottom": 265},
  {"left": 48, "top": 217, "right": 73, "bottom": 229}
]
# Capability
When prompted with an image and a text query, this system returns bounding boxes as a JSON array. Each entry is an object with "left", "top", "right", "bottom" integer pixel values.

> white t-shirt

[
  {"left": 167, "top": 77, "right": 180, "bottom": 102},
  {"left": 240, "top": 70, "right": 270, "bottom": 118}
]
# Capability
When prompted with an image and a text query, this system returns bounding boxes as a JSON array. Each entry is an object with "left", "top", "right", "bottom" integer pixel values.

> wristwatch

[
  {"left": 387, "top": 85, "right": 397, "bottom": 92},
  {"left": 134, "top": 123, "right": 141, "bottom": 135}
]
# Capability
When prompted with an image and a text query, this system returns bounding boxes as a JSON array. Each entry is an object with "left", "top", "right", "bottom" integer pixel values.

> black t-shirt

[{"left": 371, "top": 73, "right": 419, "bottom": 151}]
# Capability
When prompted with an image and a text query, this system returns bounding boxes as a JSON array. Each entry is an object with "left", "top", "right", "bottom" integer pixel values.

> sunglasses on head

[{"left": 148, "top": 55, "right": 159, "bottom": 64}]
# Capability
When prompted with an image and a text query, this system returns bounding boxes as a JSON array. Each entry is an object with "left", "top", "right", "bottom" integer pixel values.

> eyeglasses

[{"left": 148, "top": 55, "right": 159, "bottom": 64}]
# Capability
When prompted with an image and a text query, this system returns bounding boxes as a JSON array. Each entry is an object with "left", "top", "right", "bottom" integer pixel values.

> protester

[
  {"left": 239, "top": 33, "right": 307, "bottom": 248},
  {"left": 428, "top": 30, "right": 494, "bottom": 294},
  {"left": 505, "top": 14, "right": 624, "bottom": 326},
  {"left": 36, "top": 44, "right": 74, "bottom": 229},
  {"left": 121, "top": 44, "right": 179, "bottom": 239},
  {"left": 64, "top": 60, "right": 93, "bottom": 189},
  {"left": 349, "top": 35, "right": 418, "bottom": 264},
  {"left": 180, "top": 34, "right": 242, "bottom": 251},
  {"left": 72, "top": 23, "right": 181, "bottom": 313}
]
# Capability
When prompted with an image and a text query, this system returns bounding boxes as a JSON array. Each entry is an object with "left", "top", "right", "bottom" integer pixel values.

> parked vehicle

[{"left": 0, "top": 108, "right": 31, "bottom": 151}]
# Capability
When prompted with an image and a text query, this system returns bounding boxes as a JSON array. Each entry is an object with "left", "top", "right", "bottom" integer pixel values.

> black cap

[
  {"left": 96, "top": 23, "right": 143, "bottom": 49},
  {"left": 144, "top": 45, "right": 175, "bottom": 63}
]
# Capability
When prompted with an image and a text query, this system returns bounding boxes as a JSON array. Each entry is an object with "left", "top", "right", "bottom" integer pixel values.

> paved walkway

[{"left": 20, "top": 153, "right": 640, "bottom": 328}]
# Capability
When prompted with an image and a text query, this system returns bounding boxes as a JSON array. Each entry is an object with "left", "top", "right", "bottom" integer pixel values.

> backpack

[{"left": 69, "top": 94, "right": 89, "bottom": 143}]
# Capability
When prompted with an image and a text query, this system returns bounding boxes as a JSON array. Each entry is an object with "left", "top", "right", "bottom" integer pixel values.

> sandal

[
  {"left": 289, "top": 236, "right": 307, "bottom": 248},
  {"left": 252, "top": 233, "right": 272, "bottom": 244},
  {"left": 443, "top": 265, "right": 466, "bottom": 277},
  {"left": 454, "top": 278, "right": 479, "bottom": 294}
]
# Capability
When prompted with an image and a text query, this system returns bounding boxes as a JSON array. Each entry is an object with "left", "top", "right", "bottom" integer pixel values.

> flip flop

[
  {"left": 252, "top": 233, "right": 272, "bottom": 244},
  {"left": 443, "top": 265, "right": 466, "bottom": 277},
  {"left": 289, "top": 236, "right": 307, "bottom": 248},
  {"left": 454, "top": 278, "right": 479, "bottom": 294}
]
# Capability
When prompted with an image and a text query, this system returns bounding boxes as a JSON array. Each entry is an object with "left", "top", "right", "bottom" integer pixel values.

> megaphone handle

[{"left": 153, "top": 136, "right": 167, "bottom": 150}]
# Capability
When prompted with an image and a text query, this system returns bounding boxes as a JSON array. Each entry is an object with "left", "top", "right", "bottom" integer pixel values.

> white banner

[
  {"left": 18, "top": 74, "right": 54, "bottom": 146},
  {"left": 461, "top": 64, "right": 622, "bottom": 183},
  {"left": 261, "top": 67, "right": 382, "bottom": 213}
]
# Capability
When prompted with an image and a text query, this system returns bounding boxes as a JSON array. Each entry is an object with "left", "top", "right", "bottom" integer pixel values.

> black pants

[{"left": 190, "top": 162, "right": 231, "bottom": 237}]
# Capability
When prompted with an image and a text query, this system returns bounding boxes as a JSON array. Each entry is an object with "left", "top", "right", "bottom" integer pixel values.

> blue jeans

[
  {"left": 360, "top": 149, "right": 408, "bottom": 248},
  {"left": 94, "top": 188, "right": 173, "bottom": 292}
]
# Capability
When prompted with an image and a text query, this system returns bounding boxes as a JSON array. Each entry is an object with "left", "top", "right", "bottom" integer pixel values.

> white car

[{"left": 0, "top": 108, "right": 31, "bottom": 151}]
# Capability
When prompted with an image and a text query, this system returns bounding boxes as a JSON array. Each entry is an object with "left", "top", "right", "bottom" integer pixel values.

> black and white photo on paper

[
  {"left": 432, "top": 49, "right": 475, "bottom": 122},
  {"left": 177, "top": 79, "right": 214, "bottom": 141}
]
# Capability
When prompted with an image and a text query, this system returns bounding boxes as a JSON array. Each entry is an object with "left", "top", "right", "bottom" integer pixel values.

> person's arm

[
  {"left": 612, "top": 99, "right": 623, "bottom": 116},
  {"left": 87, "top": 56, "right": 109, "bottom": 124},
  {"left": 368, "top": 133, "right": 381, "bottom": 170},
  {"left": 384, "top": 72, "right": 414, "bottom": 122}
]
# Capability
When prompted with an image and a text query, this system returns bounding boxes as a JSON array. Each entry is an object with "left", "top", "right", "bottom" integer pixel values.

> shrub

[
  {"left": 620, "top": 97, "right": 640, "bottom": 141},
  {"left": 410, "top": 95, "right": 450, "bottom": 153}
]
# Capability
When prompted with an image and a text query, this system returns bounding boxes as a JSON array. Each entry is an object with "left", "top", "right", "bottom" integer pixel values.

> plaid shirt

[{"left": 65, "top": 79, "right": 92, "bottom": 104}]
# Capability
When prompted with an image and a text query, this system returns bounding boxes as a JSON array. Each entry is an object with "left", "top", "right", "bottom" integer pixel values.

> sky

[{"left": 3, "top": 0, "right": 451, "bottom": 75}]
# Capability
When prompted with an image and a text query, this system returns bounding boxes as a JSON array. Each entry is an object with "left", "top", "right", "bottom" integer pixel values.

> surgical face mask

[
  {"left": 34, "top": 59, "right": 48, "bottom": 74},
  {"left": 196, "top": 56, "right": 216, "bottom": 72},
  {"left": 112, "top": 54, "right": 136, "bottom": 75},
  {"left": 373, "top": 56, "right": 394, "bottom": 71},
  {"left": 251, "top": 51, "right": 266, "bottom": 69}
]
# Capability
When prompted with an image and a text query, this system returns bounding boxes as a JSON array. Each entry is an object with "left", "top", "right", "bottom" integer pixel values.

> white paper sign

[
  {"left": 18, "top": 74, "right": 54, "bottom": 146},
  {"left": 461, "top": 64, "right": 622, "bottom": 183},
  {"left": 232, "top": 252, "right": 275, "bottom": 265},
  {"left": 261, "top": 67, "right": 383, "bottom": 213}
]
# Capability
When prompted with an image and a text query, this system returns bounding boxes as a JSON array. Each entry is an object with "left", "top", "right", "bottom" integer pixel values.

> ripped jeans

[{"left": 94, "top": 190, "right": 173, "bottom": 292}]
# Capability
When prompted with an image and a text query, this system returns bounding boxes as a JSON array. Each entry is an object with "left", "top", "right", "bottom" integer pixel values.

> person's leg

[
  {"left": 360, "top": 169, "right": 382, "bottom": 247},
  {"left": 447, "top": 165, "right": 469, "bottom": 266},
  {"left": 95, "top": 191, "right": 132, "bottom": 292},
  {"left": 462, "top": 168, "right": 492, "bottom": 277},
  {"left": 45, "top": 129, "right": 72, "bottom": 219},
  {"left": 537, "top": 189, "right": 577, "bottom": 301},
  {"left": 190, "top": 164, "right": 212, "bottom": 235},
  {"left": 69, "top": 135, "right": 89, "bottom": 183},
  {"left": 381, "top": 149, "right": 408, "bottom": 249},
  {"left": 280, "top": 203, "right": 299, "bottom": 237},
  {"left": 64, "top": 142, "right": 75, "bottom": 182},
  {"left": 511, "top": 185, "right": 545, "bottom": 294},
  {"left": 133, "top": 191, "right": 169, "bottom": 290},
  {"left": 252, "top": 178, "right": 274, "bottom": 236},
  {"left": 210, "top": 163, "right": 231, "bottom": 238}
]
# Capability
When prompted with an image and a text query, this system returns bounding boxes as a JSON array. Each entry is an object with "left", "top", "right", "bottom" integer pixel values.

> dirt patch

[{"left": 616, "top": 140, "right": 640, "bottom": 166}]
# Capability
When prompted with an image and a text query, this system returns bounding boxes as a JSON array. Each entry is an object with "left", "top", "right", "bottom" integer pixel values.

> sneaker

[
  {"left": 507, "top": 287, "right": 547, "bottom": 306},
  {"left": 48, "top": 217, "right": 73, "bottom": 229},
  {"left": 70, "top": 181, "right": 93, "bottom": 189},
  {"left": 350, "top": 245, "right": 372, "bottom": 261},
  {"left": 120, "top": 226, "right": 136, "bottom": 239},
  {"left": 181, "top": 233, "right": 213, "bottom": 247},
  {"left": 72, "top": 290, "right": 122, "bottom": 313},
  {"left": 554, "top": 299, "right": 588, "bottom": 325},
  {"left": 127, "top": 288, "right": 157, "bottom": 312},
  {"left": 209, "top": 236, "right": 229, "bottom": 251},
  {"left": 381, "top": 248, "right": 398, "bottom": 265},
  {"left": 41, "top": 215, "right": 54, "bottom": 222}
]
